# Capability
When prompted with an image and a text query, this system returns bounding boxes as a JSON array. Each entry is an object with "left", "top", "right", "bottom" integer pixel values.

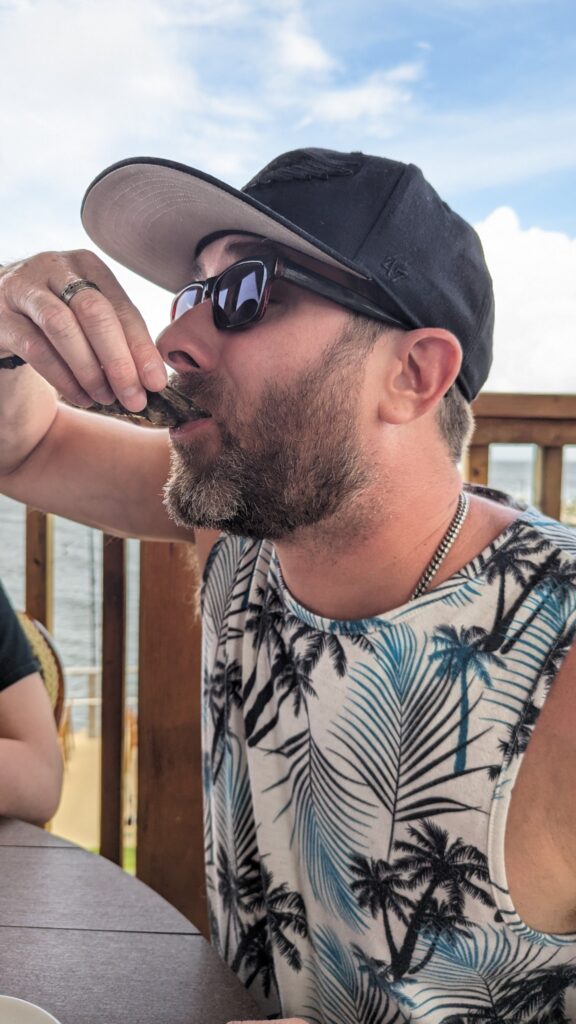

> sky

[{"left": 0, "top": 0, "right": 575, "bottom": 393}]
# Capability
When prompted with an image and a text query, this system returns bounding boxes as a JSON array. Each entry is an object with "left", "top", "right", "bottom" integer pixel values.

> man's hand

[{"left": 0, "top": 250, "right": 167, "bottom": 410}]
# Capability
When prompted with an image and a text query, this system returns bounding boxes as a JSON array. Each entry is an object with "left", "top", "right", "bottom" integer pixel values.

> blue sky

[{"left": 0, "top": 0, "right": 575, "bottom": 392}]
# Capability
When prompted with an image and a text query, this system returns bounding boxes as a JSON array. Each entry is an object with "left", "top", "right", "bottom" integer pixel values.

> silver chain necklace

[{"left": 409, "top": 491, "right": 470, "bottom": 601}]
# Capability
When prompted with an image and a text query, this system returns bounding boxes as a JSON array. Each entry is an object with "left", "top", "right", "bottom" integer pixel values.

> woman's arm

[{"left": 0, "top": 671, "right": 63, "bottom": 824}]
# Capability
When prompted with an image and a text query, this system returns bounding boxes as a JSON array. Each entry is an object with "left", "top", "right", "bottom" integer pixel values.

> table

[{"left": 0, "top": 819, "right": 261, "bottom": 1023}]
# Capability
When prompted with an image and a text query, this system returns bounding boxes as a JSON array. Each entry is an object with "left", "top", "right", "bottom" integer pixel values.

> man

[{"left": 0, "top": 148, "right": 575, "bottom": 1023}]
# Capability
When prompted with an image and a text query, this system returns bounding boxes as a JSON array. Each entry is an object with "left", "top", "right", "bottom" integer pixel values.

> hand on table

[{"left": 0, "top": 251, "right": 167, "bottom": 409}]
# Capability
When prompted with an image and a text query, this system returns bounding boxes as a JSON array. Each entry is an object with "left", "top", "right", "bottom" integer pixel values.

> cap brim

[{"left": 81, "top": 157, "right": 368, "bottom": 293}]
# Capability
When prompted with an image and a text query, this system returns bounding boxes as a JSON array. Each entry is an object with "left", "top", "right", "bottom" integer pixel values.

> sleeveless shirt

[{"left": 201, "top": 493, "right": 576, "bottom": 1023}]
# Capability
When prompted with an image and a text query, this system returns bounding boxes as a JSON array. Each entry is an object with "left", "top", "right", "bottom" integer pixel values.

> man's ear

[{"left": 378, "top": 328, "right": 462, "bottom": 424}]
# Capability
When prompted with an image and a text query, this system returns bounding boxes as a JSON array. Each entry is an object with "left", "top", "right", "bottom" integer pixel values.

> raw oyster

[{"left": 89, "top": 381, "right": 209, "bottom": 428}]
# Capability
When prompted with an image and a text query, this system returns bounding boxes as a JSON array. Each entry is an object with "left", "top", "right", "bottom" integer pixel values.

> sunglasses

[{"left": 170, "top": 254, "right": 412, "bottom": 331}]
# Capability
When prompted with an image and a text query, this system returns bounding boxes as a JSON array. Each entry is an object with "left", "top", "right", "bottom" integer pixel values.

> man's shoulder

[
  {"left": 518, "top": 505, "right": 576, "bottom": 559},
  {"left": 469, "top": 483, "right": 576, "bottom": 560}
]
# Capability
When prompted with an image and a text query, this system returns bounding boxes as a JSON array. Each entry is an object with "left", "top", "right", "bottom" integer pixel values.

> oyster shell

[{"left": 89, "top": 381, "right": 209, "bottom": 428}]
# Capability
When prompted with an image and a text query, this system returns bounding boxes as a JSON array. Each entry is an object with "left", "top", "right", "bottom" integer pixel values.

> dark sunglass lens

[
  {"left": 172, "top": 284, "right": 204, "bottom": 321},
  {"left": 214, "top": 263, "right": 267, "bottom": 328}
]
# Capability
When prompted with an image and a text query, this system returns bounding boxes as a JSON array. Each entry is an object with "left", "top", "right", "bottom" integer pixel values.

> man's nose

[{"left": 155, "top": 301, "right": 223, "bottom": 374}]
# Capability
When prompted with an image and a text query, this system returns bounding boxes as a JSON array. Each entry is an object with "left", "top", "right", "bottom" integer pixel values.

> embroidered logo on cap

[{"left": 380, "top": 255, "right": 409, "bottom": 282}]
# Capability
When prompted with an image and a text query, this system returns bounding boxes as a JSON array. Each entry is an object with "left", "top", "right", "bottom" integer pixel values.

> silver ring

[{"left": 59, "top": 279, "right": 102, "bottom": 305}]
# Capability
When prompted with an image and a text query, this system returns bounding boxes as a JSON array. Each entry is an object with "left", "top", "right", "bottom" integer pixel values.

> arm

[
  {"left": 0, "top": 584, "right": 63, "bottom": 824},
  {"left": 0, "top": 672, "right": 63, "bottom": 824},
  {"left": 1, "top": 399, "right": 193, "bottom": 541},
  {"left": 0, "top": 251, "right": 193, "bottom": 541}
]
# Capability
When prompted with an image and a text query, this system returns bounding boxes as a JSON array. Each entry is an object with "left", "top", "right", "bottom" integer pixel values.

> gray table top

[{"left": 0, "top": 818, "right": 261, "bottom": 1024}]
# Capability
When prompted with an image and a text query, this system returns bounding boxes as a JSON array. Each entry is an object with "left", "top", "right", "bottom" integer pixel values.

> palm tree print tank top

[{"left": 201, "top": 491, "right": 576, "bottom": 1023}]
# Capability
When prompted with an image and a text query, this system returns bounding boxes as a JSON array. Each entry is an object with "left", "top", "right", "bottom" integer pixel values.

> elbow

[
  {"left": 37, "top": 753, "right": 64, "bottom": 824},
  {"left": 0, "top": 729, "right": 64, "bottom": 825},
  {"left": 21, "top": 750, "right": 64, "bottom": 826}
]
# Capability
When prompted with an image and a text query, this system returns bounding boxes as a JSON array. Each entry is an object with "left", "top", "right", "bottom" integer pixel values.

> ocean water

[
  {"left": 0, "top": 494, "right": 141, "bottom": 726},
  {"left": 1, "top": 444, "right": 576, "bottom": 722},
  {"left": 489, "top": 445, "right": 576, "bottom": 517}
]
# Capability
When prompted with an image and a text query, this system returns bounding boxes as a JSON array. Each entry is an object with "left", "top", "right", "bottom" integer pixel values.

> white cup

[{"left": 0, "top": 996, "right": 61, "bottom": 1023}]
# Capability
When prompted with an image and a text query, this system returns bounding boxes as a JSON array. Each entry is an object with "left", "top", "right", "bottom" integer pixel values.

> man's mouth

[{"left": 176, "top": 401, "right": 212, "bottom": 425}]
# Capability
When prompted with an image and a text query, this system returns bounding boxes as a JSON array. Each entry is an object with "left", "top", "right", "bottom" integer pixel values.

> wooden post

[
  {"left": 465, "top": 444, "right": 489, "bottom": 487},
  {"left": 100, "top": 535, "right": 126, "bottom": 866},
  {"left": 534, "top": 446, "right": 563, "bottom": 521},
  {"left": 136, "top": 540, "right": 207, "bottom": 937},
  {"left": 25, "top": 509, "right": 53, "bottom": 629}
]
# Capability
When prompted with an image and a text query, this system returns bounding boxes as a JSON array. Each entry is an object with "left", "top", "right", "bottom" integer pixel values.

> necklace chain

[{"left": 409, "top": 491, "right": 470, "bottom": 601}]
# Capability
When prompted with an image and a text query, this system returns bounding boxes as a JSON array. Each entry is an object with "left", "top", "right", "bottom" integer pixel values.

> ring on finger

[{"left": 59, "top": 279, "right": 102, "bottom": 305}]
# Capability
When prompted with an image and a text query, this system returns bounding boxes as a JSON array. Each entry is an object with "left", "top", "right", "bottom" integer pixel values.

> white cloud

[
  {"left": 152, "top": 0, "right": 254, "bottom": 28},
  {"left": 299, "top": 65, "right": 423, "bottom": 130},
  {"left": 408, "top": 109, "right": 576, "bottom": 195},
  {"left": 476, "top": 208, "right": 576, "bottom": 393},
  {"left": 398, "top": 0, "right": 546, "bottom": 8},
  {"left": 385, "top": 62, "right": 424, "bottom": 84},
  {"left": 440, "top": 0, "right": 545, "bottom": 6},
  {"left": 272, "top": 12, "right": 338, "bottom": 75},
  {"left": 0, "top": 0, "right": 196, "bottom": 196}
]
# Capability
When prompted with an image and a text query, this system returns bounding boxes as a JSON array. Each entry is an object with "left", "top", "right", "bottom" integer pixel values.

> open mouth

[{"left": 89, "top": 382, "right": 211, "bottom": 429}]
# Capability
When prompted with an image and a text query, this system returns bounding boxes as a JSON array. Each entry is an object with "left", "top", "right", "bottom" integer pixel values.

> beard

[{"left": 163, "top": 322, "right": 375, "bottom": 542}]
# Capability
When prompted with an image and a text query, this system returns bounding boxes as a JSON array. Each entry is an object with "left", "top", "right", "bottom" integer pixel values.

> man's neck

[{"left": 273, "top": 481, "right": 520, "bottom": 621}]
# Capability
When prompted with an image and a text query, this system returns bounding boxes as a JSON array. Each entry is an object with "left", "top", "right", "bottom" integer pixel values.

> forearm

[
  {"left": 0, "top": 401, "right": 193, "bottom": 541},
  {"left": 0, "top": 262, "right": 55, "bottom": 472},
  {"left": 0, "top": 736, "right": 63, "bottom": 824},
  {"left": 0, "top": 361, "right": 59, "bottom": 475}
]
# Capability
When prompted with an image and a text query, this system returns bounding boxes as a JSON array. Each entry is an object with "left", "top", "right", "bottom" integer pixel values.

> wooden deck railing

[
  {"left": 468, "top": 393, "right": 576, "bottom": 520},
  {"left": 21, "top": 393, "right": 576, "bottom": 937}
]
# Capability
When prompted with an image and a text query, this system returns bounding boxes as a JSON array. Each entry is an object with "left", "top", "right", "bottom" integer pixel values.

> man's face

[{"left": 156, "top": 235, "right": 380, "bottom": 542}]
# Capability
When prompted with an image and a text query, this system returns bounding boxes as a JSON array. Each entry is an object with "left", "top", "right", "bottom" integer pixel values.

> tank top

[{"left": 201, "top": 493, "right": 576, "bottom": 1023}]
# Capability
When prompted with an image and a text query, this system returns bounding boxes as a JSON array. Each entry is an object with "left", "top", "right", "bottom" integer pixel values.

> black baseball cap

[{"left": 81, "top": 147, "right": 494, "bottom": 401}]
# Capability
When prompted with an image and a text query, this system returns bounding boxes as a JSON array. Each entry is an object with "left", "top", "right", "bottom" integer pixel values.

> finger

[
  {"left": 67, "top": 281, "right": 168, "bottom": 397},
  {"left": 49, "top": 283, "right": 150, "bottom": 411},
  {"left": 78, "top": 260, "right": 168, "bottom": 393},
  {"left": 4, "top": 252, "right": 156, "bottom": 411},
  {"left": 0, "top": 310, "right": 96, "bottom": 408},
  {"left": 36, "top": 289, "right": 132, "bottom": 405},
  {"left": 50, "top": 255, "right": 162, "bottom": 409},
  {"left": 3, "top": 258, "right": 126, "bottom": 406}
]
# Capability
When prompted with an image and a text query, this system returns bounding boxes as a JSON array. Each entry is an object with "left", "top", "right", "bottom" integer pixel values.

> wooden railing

[
  {"left": 21, "top": 393, "right": 576, "bottom": 936},
  {"left": 468, "top": 393, "right": 576, "bottom": 520}
]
